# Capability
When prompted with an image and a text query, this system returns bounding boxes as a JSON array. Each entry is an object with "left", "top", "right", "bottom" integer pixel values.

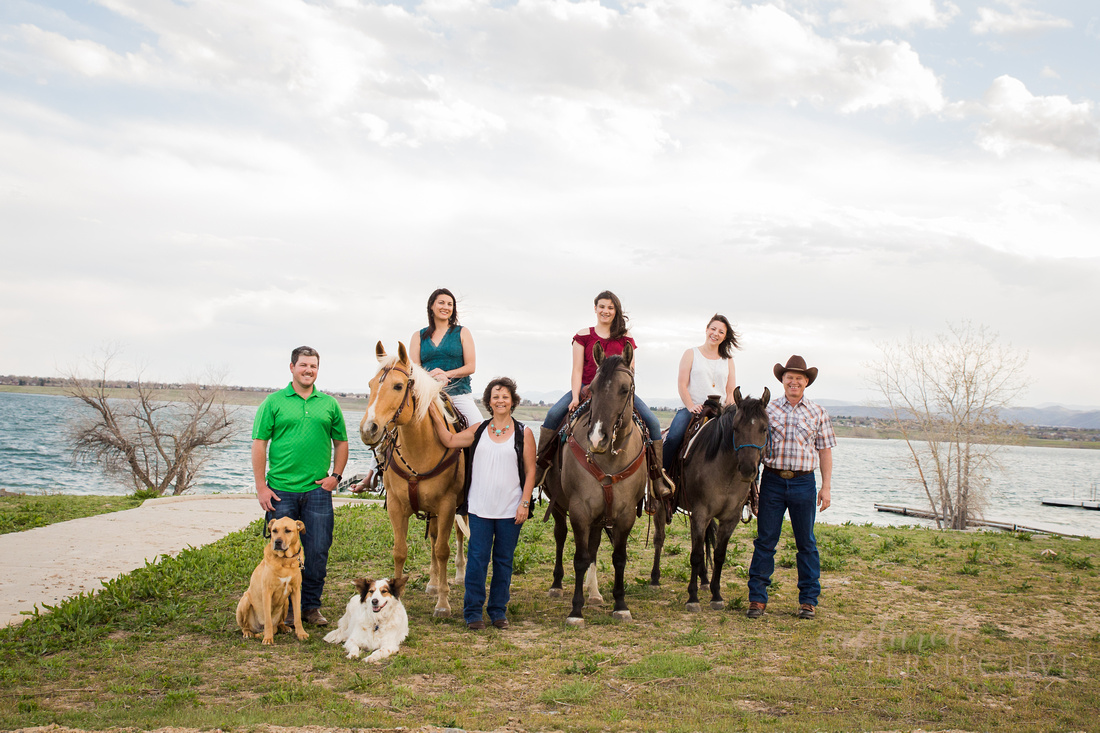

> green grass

[
  {"left": 0, "top": 493, "right": 144, "bottom": 535},
  {"left": 1, "top": 503, "right": 1098, "bottom": 731}
]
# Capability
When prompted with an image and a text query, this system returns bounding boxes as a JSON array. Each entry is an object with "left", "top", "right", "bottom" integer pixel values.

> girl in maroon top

[{"left": 538, "top": 290, "right": 673, "bottom": 498}]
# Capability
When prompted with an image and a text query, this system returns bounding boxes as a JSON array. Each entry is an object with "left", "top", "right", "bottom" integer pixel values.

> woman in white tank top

[
  {"left": 663, "top": 315, "right": 741, "bottom": 472},
  {"left": 432, "top": 377, "right": 536, "bottom": 631}
]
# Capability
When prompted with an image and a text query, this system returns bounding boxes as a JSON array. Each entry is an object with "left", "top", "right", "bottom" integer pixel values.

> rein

[
  {"left": 370, "top": 362, "right": 460, "bottom": 522},
  {"left": 567, "top": 362, "right": 645, "bottom": 528},
  {"left": 732, "top": 416, "right": 770, "bottom": 523}
]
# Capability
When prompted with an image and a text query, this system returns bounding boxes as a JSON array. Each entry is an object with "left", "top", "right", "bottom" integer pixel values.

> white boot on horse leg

[{"left": 584, "top": 564, "right": 603, "bottom": 606}]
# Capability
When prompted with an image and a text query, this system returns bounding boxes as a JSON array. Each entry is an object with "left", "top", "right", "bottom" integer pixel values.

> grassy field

[
  {"left": 0, "top": 493, "right": 144, "bottom": 535},
  {"left": 1, "top": 502, "right": 1097, "bottom": 732}
]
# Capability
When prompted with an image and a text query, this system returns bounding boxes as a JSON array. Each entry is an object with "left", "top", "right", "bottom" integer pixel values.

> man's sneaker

[
  {"left": 746, "top": 601, "right": 766, "bottom": 619},
  {"left": 302, "top": 608, "right": 329, "bottom": 626},
  {"left": 798, "top": 604, "right": 816, "bottom": 620}
]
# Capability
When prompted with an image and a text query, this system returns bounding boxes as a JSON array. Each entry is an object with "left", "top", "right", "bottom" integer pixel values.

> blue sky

[{"left": 1, "top": 0, "right": 1098, "bottom": 408}]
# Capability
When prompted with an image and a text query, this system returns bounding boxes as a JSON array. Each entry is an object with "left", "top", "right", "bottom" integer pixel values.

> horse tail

[{"left": 703, "top": 518, "right": 717, "bottom": 579}]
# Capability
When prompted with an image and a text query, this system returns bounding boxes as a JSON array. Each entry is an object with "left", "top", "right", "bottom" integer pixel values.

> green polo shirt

[{"left": 252, "top": 383, "right": 349, "bottom": 492}]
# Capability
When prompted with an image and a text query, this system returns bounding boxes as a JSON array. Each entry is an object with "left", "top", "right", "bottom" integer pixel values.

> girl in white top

[
  {"left": 432, "top": 377, "right": 535, "bottom": 630},
  {"left": 663, "top": 314, "right": 741, "bottom": 471}
]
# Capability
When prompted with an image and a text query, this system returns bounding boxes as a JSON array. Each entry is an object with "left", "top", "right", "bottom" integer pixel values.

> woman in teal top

[{"left": 411, "top": 288, "right": 482, "bottom": 425}]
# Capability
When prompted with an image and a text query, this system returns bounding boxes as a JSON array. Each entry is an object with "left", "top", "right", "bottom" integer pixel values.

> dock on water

[
  {"left": 1041, "top": 498, "right": 1100, "bottom": 510},
  {"left": 873, "top": 503, "right": 1079, "bottom": 537}
]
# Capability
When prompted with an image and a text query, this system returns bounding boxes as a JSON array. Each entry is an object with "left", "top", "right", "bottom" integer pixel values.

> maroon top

[{"left": 574, "top": 327, "right": 637, "bottom": 385}]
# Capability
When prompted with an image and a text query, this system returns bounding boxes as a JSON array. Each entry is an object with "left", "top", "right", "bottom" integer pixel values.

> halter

[
  {"left": 732, "top": 414, "right": 770, "bottom": 523},
  {"left": 603, "top": 364, "right": 637, "bottom": 455}
]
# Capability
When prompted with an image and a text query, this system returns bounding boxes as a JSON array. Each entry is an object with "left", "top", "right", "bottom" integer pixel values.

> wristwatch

[{"left": 331, "top": 473, "right": 343, "bottom": 482}]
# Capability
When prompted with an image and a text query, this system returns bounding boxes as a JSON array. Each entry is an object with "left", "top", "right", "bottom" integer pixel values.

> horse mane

[
  {"left": 377, "top": 354, "right": 451, "bottom": 424},
  {"left": 699, "top": 396, "right": 768, "bottom": 462},
  {"left": 593, "top": 353, "right": 627, "bottom": 384}
]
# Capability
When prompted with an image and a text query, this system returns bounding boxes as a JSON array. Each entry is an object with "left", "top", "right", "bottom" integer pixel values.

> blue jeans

[
  {"left": 542, "top": 390, "right": 663, "bottom": 440},
  {"left": 663, "top": 408, "right": 693, "bottom": 470},
  {"left": 266, "top": 487, "right": 334, "bottom": 611},
  {"left": 747, "top": 471, "right": 820, "bottom": 606},
  {"left": 464, "top": 514, "right": 524, "bottom": 624}
]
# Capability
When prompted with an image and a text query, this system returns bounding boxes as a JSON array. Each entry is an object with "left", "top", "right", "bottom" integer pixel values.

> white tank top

[
  {"left": 687, "top": 347, "right": 728, "bottom": 407},
  {"left": 468, "top": 431, "right": 522, "bottom": 519}
]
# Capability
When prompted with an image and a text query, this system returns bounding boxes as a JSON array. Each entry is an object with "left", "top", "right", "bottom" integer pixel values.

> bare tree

[
  {"left": 64, "top": 353, "right": 237, "bottom": 496},
  {"left": 868, "top": 322, "right": 1027, "bottom": 530}
]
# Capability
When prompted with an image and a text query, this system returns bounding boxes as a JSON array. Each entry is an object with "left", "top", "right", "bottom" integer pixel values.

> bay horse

[
  {"left": 544, "top": 342, "right": 649, "bottom": 627},
  {"left": 649, "top": 387, "right": 770, "bottom": 611},
  {"left": 360, "top": 341, "right": 467, "bottom": 618}
]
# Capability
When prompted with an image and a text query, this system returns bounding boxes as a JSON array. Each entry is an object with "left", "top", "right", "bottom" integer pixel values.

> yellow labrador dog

[{"left": 236, "top": 517, "right": 309, "bottom": 645}]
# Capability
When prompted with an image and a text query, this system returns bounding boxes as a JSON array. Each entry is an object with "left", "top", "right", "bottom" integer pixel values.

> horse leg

[
  {"left": 425, "top": 515, "right": 440, "bottom": 597},
  {"left": 430, "top": 511, "right": 455, "bottom": 618},
  {"left": 649, "top": 500, "right": 667, "bottom": 586},
  {"left": 548, "top": 503, "right": 567, "bottom": 598},
  {"left": 709, "top": 519, "right": 737, "bottom": 610},
  {"left": 567, "top": 518, "right": 591, "bottom": 626},
  {"left": 453, "top": 514, "right": 468, "bottom": 585},
  {"left": 584, "top": 531, "right": 603, "bottom": 606},
  {"left": 610, "top": 527, "right": 632, "bottom": 621},
  {"left": 686, "top": 513, "right": 708, "bottom": 612},
  {"left": 388, "top": 502, "right": 411, "bottom": 582}
]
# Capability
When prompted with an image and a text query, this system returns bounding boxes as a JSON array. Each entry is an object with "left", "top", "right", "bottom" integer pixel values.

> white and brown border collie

[{"left": 323, "top": 576, "right": 409, "bottom": 662}]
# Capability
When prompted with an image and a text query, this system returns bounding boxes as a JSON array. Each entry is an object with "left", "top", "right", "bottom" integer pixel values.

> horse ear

[
  {"left": 621, "top": 341, "right": 634, "bottom": 369},
  {"left": 733, "top": 385, "right": 743, "bottom": 407},
  {"left": 376, "top": 341, "right": 387, "bottom": 362},
  {"left": 593, "top": 341, "right": 605, "bottom": 366},
  {"left": 397, "top": 341, "right": 409, "bottom": 364},
  {"left": 761, "top": 386, "right": 770, "bottom": 407}
]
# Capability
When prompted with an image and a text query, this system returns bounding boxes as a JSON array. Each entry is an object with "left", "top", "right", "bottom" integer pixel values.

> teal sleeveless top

[{"left": 419, "top": 326, "right": 471, "bottom": 395}]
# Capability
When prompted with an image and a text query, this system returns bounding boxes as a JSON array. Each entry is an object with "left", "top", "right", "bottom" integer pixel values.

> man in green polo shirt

[{"left": 252, "top": 345, "right": 349, "bottom": 626}]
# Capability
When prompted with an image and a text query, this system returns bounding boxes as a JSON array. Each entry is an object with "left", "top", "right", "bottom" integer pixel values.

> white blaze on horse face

[{"left": 590, "top": 419, "right": 605, "bottom": 447}]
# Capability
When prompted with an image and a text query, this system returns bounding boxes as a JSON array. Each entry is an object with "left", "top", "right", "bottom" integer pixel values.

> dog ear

[
  {"left": 391, "top": 574, "right": 409, "bottom": 598},
  {"left": 354, "top": 578, "right": 371, "bottom": 601},
  {"left": 266, "top": 518, "right": 277, "bottom": 532},
  {"left": 295, "top": 520, "right": 306, "bottom": 534}
]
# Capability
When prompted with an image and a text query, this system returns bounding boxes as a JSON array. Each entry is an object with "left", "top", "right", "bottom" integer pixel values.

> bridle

[
  {"left": 599, "top": 364, "right": 637, "bottom": 456},
  {"left": 732, "top": 412, "right": 770, "bottom": 523}
]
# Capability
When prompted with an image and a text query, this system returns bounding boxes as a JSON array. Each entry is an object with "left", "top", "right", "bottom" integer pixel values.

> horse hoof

[
  {"left": 612, "top": 610, "right": 632, "bottom": 622},
  {"left": 710, "top": 601, "right": 726, "bottom": 611},
  {"left": 432, "top": 607, "right": 451, "bottom": 619},
  {"left": 565, "top": 617, "right": 585, "bottom": 628},
  {"left": 685, "top": 603, "right": 702, "bottom": 613},
  {"left": 649, "top": 580, "right": 661, "bottom": 587},
  {"left": 547, "top": 588, "right": 563, "bottom": 598},
  {"left": 586, "top": 596, "right": 603, "bottom": 607},
  {"left": 425, "top": 584, "right": 439, "bottom": 597}
]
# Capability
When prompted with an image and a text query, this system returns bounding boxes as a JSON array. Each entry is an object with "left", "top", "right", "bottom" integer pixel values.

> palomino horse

[
  {"left": 544, "top": 342, "right": 649, "bottom": 627},
  {"left": 360, "top": 342, "right": 467, "bottom": 618},
  {"left": 649, "top": 387, "right": 770, "bottom": 611}
]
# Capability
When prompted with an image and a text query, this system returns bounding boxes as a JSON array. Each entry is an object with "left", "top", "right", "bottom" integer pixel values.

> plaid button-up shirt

[{"left": 764, "top": 396, "right": 837, "bottom": 472}]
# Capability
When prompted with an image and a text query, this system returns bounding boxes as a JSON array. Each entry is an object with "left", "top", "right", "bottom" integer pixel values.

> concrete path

[{"left": 0, "top": 493, "right": 377, "bottom": 627}]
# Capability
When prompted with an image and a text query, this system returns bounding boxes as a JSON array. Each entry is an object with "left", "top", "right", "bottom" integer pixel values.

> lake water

[{"left": 2, "top": 392, "right": 1099, "bottom": 537}]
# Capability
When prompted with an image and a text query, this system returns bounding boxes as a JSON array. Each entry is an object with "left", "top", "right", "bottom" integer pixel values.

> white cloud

[
  {"left": 973, "top": 1, "right": 1072, "bottom": 36},
  {"left": 1040, "top": 65, "right": 1060, "bottom": 79},
  {"left": 828, "top": 0, "right": 960, "bottom": 30},
  {"left": 974, "top": 76, "right": 1100, "bottom": 159}
]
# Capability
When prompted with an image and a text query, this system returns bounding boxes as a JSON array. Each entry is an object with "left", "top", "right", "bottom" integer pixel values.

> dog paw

[
  {"left": 262, "top": 636, "right": 275, "bottom": 646},
  {"left": 345, "top": 650, "right": 361, "bottom": 659},
  {"left": 296, "top": 631, "right": 309, "bottom": 641}
]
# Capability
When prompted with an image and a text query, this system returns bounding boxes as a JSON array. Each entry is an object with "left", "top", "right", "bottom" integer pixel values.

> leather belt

[{"left": 764, "top": 466, "right": 813, "bottom": 479}]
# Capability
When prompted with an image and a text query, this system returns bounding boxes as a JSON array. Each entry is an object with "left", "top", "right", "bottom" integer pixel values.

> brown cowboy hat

[{"left": 774, "top": 355, "right": 818, "bottom": 386}]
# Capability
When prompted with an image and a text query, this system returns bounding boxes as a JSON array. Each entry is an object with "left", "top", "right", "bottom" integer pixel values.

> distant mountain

[{"left": 822, "top": 403, "right": 1100, "bottom": 429}]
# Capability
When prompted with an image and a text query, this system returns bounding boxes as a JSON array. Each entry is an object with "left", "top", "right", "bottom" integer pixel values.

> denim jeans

[
  {"left": 747, "top": 471, "right": 820, "bottom": 606},
  {"left": 464, "top": 514, "right": 524, "bottom": 624},
  {"left": 663, "top": 408, "right": 692, "bottom": 469},
  {"left": 266, "top": 486, "right": 334, "bottom": 611},
  {"left": 542, "top": 390, "right": 663, "bottom": 440}
]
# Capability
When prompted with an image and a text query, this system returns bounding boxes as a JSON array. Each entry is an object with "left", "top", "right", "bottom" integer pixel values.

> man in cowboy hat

[{"left": 746, "top": 355, "right": 836, "bottom": 620}]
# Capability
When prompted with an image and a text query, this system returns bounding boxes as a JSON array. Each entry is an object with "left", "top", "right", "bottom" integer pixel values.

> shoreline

[{"left": 4, "top": 385, "right": 1097, "bottom": 449}]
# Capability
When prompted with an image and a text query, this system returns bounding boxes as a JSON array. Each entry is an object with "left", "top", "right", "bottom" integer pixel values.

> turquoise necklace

[{"left": 490, "top": 420, "right": 512, "bottom": 437}]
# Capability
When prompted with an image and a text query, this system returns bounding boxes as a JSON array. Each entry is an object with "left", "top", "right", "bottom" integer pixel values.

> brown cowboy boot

[
  {"left": 535, "top": 426, "right": 557, "bottom": 487},
  {"left": 649, "top": 438, "right": 675, "bottom": 500}
]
